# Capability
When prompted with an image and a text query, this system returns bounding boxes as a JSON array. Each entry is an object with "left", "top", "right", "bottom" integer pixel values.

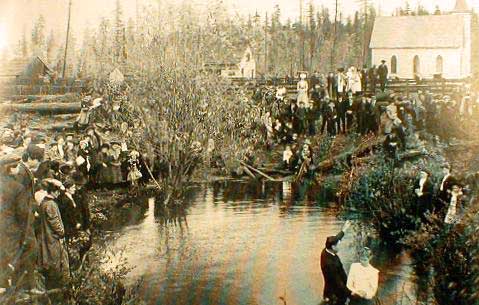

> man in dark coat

[
  {"left": 377, "top": 60, "right": 388, "bottom": 92},
  {"left": 321, "top": 221, "right": 352, "bottom": 305},
  {"left": 415, "top": 170, "right": 434, "bottom": 222},
  {"left": 0, "top": 160, "right": 39, "bottom": 292},
  {"left": 327, "top": 72, "right": 337, "bottom": 101},
  {"left": 336, "top": 96, "right": 348, "bottom": 134},
  {"left": 361, "top": 65, "right": 368, "bottom": 93},
  {"left": 436, "top": 164, "right": 458, "bottom": 217},
  {"left": 368, "top": 66, "right": 377, "bottom": 93}
]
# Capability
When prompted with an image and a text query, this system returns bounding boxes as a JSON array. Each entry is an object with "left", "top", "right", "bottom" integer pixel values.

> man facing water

[{"left": 320, "top": 220, "right": 352, "bottom": 305}]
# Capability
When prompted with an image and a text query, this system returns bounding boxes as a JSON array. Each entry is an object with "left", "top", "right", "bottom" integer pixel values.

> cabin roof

[{"left": 0, "top": 56, "right": 51, "bottom": 77}]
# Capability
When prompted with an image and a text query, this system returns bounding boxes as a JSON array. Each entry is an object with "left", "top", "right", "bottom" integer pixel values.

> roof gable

[
  {"left": 454, "top": 0, "right": 470, "bottom": 12},
  {"left": 0, "top": 56, "right": 51, "bottom": 77},
  {"left": 370, "top": 15, "right": 466, "bottom": 49}
]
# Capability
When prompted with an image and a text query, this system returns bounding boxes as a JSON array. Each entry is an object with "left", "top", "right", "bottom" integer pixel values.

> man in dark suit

[
  {"left": 415, "top": 170, "right": 434, "bottom": 222},
  {"left": 377, "top": 60, "right": 388, "bottom": 92},
  {"left": 361, "top": 65, "right": 368, "bottom": 93},
  {"left": 327, "top": 72, "right": 337, "bottom": 101},
  {"left": 321, "top": 221, "right": 352, "bottom": 305},
  {"left": 368, "top": 66, "right": 377, "bottom": 93}
]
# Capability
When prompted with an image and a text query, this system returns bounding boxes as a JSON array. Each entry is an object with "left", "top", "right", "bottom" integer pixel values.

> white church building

[{"left": 370, "top": 0, "right": 472, "bottom": 79}]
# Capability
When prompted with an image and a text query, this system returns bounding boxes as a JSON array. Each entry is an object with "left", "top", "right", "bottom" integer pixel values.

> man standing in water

[{"left": 321, "top": 220, "right": 352, "bottom": 305}]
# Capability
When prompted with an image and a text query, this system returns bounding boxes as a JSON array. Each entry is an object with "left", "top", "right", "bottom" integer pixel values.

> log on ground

[{"left": 0, "top": 102, "right": 81, "bottom": 114}]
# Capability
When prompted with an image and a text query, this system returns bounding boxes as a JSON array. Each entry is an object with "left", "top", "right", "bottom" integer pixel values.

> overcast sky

[{"left": 0, "top": 0, "right": 477, "bottom": 52}]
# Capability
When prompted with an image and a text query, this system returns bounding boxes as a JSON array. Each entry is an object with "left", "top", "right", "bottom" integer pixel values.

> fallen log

[{"left": 0, "top": 102, "right": 81, "bottom": 115}]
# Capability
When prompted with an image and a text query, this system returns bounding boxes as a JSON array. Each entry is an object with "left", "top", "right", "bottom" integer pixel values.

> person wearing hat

[
  {"left": 297, "top": 73, "right": 309, "bottom": 107},
  {"left": 321, "top": 220, "right": 353, "bottom": 305},
  {"left": 377, "top": 60, "right": 388, "bottom": 92},
  {"left": 127, "top": 150, "right": 143, "bottom": 187},
  {"left": 436, "top": 164, "right": 458, "bottom": 214},
  {"left": 105, "top": 141, "right": 124, "bottom": 186},
  {"left": 414, "top": 169, "right": 434, "bottom": 222},
  {"left": 37, "top": 178, "right": 70, "bottom": 304},
  {"left": 51, "top": 134, "right": 66, "bottom": 162},
  {"left": 64, "top": 140, "right": 78, "bottom": 165},
  {"left": 347, "top": 247, "right": 379, "bottom": 305},
  {"left": 327, "top": 72, "right": 337, "bottom": 101},
  {"left": 85, "top": 126, "right": 102, "bottom": 152},
  {"left": 336, "top": 68, "right": 347, "bottom": 97}
]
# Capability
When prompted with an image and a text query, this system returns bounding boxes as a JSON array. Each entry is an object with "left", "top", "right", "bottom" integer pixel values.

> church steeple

[{"left": 453, "top": 0, "right": 470, "bottom": 13}]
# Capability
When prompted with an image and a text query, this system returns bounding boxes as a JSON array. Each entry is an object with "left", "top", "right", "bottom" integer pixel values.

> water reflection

[{"left": 107, "top": 181, "right": 417, "bottom": 305}]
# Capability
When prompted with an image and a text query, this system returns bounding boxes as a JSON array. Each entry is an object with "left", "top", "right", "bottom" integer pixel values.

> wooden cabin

[
  {"left": 203, "top": 46, "right": 256, "bottom": 79},
  {"left": 0, "top": 56, "right": 52, "bottom": 85}
]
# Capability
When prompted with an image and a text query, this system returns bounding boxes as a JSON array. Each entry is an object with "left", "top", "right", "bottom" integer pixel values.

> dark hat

[
  {"left": 54, "top": 133, "right": 65, "bottom": 141},
  {"left": 65, "top": 132, "right": 75, "bottom": 138},
  {"left": 85, "top": 125, "right": 96, "bottom": 133},
  {"left": 110, "top": 140, "right": 121, "bottom": 146},
  {"left": 326, "top": 235, "right": 342, "bottom": 249},
  {"left": 100, "top": 143, "right": 110, "bottom": 149},
  {"left": 59, "top": 163, "right": 74, "bottom": 174},
  {"left": 49, "top": 141, "right": 58, "bottom": 146},
  {"left": 381, "top": 60, "right": 386, "bottom": 63}
]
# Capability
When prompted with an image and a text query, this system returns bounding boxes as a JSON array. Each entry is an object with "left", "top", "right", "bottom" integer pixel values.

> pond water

[{"left": 105, "top": 180, "right": 418, "bottom": 305}]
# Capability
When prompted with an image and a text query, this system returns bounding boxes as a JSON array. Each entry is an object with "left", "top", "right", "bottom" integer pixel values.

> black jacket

[
  {"left": 320, "top": 231, "right": 351, "bottom": 304},
  {"left": 378, "top": 64, "right": 388, "bottom": 80}
]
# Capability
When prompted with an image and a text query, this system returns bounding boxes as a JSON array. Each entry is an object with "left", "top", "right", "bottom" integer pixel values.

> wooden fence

[{"left": 229, "top": 77, "right": 468, "bottom": 97}]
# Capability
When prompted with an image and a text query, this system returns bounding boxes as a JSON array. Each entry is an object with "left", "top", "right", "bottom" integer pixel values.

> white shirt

[
  {"left": 347, "top": 263, "right": 379, "bottom": 300},
  {"left": 283, "top": 149, "right": 293, "bottom": 163}
]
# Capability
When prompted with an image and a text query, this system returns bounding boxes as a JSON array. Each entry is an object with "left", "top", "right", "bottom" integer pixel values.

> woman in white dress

[
  {"left": 347, "top": 247, "right": 379, "bottom": 305},
  {"left": 347, "top": 67, "right": 362, "bottom": 94},
  {"left": 297, "top": 73, "right": 309, "bottom": 107}
]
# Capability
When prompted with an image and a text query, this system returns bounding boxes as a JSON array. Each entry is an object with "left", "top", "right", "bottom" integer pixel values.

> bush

[{"left": 345, "top": 154, "right": 421, "bottom": 245}]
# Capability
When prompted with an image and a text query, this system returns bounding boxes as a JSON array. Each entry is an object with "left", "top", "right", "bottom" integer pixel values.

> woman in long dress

[
  {"left": 297, "top": 73, "right": 309, "bottom": 107},
  {"left": 105, "top": 141, "right": 124, "bottom": 185},
  {"left": 347, "top": 67, "right": 362, "bottom": 94}
]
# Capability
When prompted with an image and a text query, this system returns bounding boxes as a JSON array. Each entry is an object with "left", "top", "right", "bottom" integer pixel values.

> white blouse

[{"left": 347, "top": 263, "right": 379, "bottom": 300}]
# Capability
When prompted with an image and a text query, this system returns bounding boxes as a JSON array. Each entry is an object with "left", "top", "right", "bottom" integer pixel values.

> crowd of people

[
  {"left": 0, "top": 83, "right": 152, "bottom": 304},
  {"left": 253, "top": 66, "right": 479, "bottom": 179}
]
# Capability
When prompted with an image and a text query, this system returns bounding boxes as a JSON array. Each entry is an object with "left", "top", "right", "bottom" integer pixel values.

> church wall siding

[{"left": 372, "top": 48, "right": 463, "bottom": 79}]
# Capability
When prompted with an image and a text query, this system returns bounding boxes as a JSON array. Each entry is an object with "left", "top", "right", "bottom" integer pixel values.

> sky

[{"left": 0, "top": 0, "right": 477, "bottom": 54}]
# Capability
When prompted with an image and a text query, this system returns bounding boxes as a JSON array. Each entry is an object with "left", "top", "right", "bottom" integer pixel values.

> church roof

[
  {"left": 370, "top": 15, "right": 466, "bottom": 49},
  {"left": 454, "top": 0, "right": 470, "bottom": 12}
]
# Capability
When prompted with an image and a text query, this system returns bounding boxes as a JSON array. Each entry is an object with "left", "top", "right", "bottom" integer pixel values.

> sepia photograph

[{"left": 0, "top": 0, "right": 478, "bottom": 304}]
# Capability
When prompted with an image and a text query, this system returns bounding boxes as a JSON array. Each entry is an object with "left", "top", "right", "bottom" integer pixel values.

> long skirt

[
  {"left": 297, "top": 90, "right": 309, "bottom": 105},
  {"left": 105, "top": 164, "right": 123, "bottom": 184}
]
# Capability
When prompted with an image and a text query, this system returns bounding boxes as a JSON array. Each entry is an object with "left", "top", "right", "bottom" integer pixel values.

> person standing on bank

[
  {"left": 321, "top": 220, "right": 352, "bottom": 305},
  {"left": 378, "top": 60, "right": 388, "bottom": 92},
  {"left": 37, "top": 179, "right": 70, "bottom": 304},
  {"left": 347, "top": 247, "right": 379, "bottom": 305},
  {"left": 297, "top": 73, "right": 309, "bottom": 107}
]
